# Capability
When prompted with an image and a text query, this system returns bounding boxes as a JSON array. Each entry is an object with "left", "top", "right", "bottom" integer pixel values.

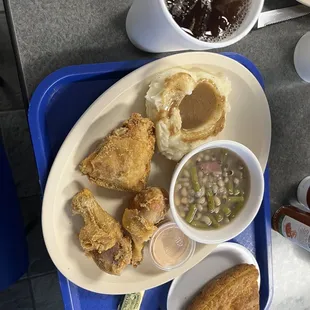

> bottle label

[{"left": 280, "top": 215, "right": 310, "bottom": 251}]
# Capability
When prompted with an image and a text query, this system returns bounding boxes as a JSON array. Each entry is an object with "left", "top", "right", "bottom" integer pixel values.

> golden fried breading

[
  {"left": 122, "top": 187, "right": 169, "bottom": 267},
  {"left": 91, "top": 236, "right": 132, "bottom": 276},
  {"left": 72, "top": 189, "right": 132, "bottom": 275},
  {"left": 188, "top": 264, "right": 259, "bottom": 310},
  {"left": 79, "top": 113, "right": 155, "bottom": 192}
]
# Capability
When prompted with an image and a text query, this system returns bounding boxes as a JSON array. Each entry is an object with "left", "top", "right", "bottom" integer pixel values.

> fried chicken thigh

[
  {"left": 72, "top": 189, "right": 132, "bottom": 275},
  {"left": 79, "top": 113, "right": 155, "bottom": 192},
  {"left": 122, "top": 187, "right": 169, "bottom": 267}
]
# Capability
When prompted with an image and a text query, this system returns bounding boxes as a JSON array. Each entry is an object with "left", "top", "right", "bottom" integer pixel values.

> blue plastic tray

[{"left": 28, "top": 53, "right": 273, "bottom": 310}]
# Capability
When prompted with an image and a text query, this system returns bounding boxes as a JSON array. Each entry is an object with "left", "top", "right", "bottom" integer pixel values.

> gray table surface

[{"left": 5, "top": 0, "right": 310, "bottom": 309}]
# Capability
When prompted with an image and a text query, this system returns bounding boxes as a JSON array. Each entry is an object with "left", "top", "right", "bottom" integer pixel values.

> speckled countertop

[{"left": 4, "top": 0, "right": 310, "bottom": 309}]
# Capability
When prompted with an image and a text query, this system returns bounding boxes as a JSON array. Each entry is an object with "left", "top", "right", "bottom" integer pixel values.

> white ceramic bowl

[
  {"left": 126, "top": 0, "right": 264, "bottom": 53},
  {"left": 169, "top": 140, "right": 264, "bottom": 244}
]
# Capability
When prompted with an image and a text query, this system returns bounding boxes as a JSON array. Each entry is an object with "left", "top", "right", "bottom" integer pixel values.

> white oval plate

[
  {"left": 42, "top": 52, "right": 271, "bottom": 294},
  {"left": 167, "top": 242, "right": 261, "bottom": 310}
]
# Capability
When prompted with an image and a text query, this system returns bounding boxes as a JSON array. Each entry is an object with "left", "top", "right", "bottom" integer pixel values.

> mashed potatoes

[{"left": 145, "top": 68, "right": 231, "bottom": 161}]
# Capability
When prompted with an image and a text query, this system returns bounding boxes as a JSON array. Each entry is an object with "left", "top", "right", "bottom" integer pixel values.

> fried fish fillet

[
  {"left": 72, "top": 189, "right": 132, "bottom": 275},
  {"left": 188, "top": 264, "right": 259, "bottom": 310},
  {"left": 122, "top": 187, "right": 169, "bottom": 267},
  {"left": 79, "top": 113, "right": 155, "bottom": 192}
]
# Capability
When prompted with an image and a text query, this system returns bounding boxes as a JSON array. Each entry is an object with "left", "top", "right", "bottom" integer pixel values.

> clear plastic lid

[{"left": 149, "top": 222, "right": 195, "bottom": 271}]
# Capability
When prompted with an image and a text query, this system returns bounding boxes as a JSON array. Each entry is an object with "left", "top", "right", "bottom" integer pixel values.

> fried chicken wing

[
  {"left": 72, "top": 189, "right": 132, "bottom": 275},
  {"left": 79, "top": 113, "right": 155, "bottom": 192},
  {"left": 122, "top": 187, "right": 169, "bottom": 267}
]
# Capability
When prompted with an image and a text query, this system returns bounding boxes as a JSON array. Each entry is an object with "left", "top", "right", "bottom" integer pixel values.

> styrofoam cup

[
  {"left": 294, "top": 32, "right": 310, "bottom": 83},
  {"left": 126, "top": 0, "right": 264, "bottom": 53}
]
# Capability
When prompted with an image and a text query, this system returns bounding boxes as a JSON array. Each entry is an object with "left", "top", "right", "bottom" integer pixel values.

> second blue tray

[{"left": 28, "top": 52, "right": 273, "bottom": 310}]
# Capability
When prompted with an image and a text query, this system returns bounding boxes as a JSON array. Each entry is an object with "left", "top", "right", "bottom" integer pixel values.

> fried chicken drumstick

[
  {"left": 72, "top": 189, "right": 132, "bottom": 275},
  {"left": 122, "top": 187, "right": 169, "bottom": 267}
]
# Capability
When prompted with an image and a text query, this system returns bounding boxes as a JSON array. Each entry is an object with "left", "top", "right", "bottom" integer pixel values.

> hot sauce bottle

[{"left": 272, "top": 205, "right": 310, "bottom": 252}]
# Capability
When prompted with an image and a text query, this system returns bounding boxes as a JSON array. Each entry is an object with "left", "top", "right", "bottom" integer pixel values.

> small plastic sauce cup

[{"left": 149, "top": 222, "right": 195, "bottom": 271}]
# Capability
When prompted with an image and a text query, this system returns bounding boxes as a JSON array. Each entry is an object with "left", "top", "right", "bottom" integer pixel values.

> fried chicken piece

[
  {"left": 122, "top": 187, "right": 169, "bottom": 267},
  {"left": 91, "top": 237, "right": 132, "bottom": 276},
  {"left": 79, "top": 113, "right": 155, "bottom": 192},
  {"left": 188, "top": 264, "right": 259, "bottom": 310},
  {"left": 72, "top": 189, "right": 132, "bottom": 275}
]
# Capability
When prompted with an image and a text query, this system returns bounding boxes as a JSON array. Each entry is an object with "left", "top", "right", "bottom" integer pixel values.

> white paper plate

[
  {"left": 167, "top": 242, "right": 261, "bottom": 310},
  {"left": 42, "top": 52, "right": 271, "bottom": 294}
]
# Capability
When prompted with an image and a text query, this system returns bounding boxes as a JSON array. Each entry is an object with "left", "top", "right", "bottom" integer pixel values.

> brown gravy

[{"left": 179, "top": 81, "right": 217, "bottom": 130}]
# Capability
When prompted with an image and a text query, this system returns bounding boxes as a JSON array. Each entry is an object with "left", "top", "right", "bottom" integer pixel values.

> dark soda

[{"left": 166, "top": 0, "right": 250, "bottom": 42}]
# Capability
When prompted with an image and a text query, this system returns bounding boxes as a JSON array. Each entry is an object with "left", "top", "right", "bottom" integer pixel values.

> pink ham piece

[{"left": 199, "top": 161, "right": 221, "bottom": 173}]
